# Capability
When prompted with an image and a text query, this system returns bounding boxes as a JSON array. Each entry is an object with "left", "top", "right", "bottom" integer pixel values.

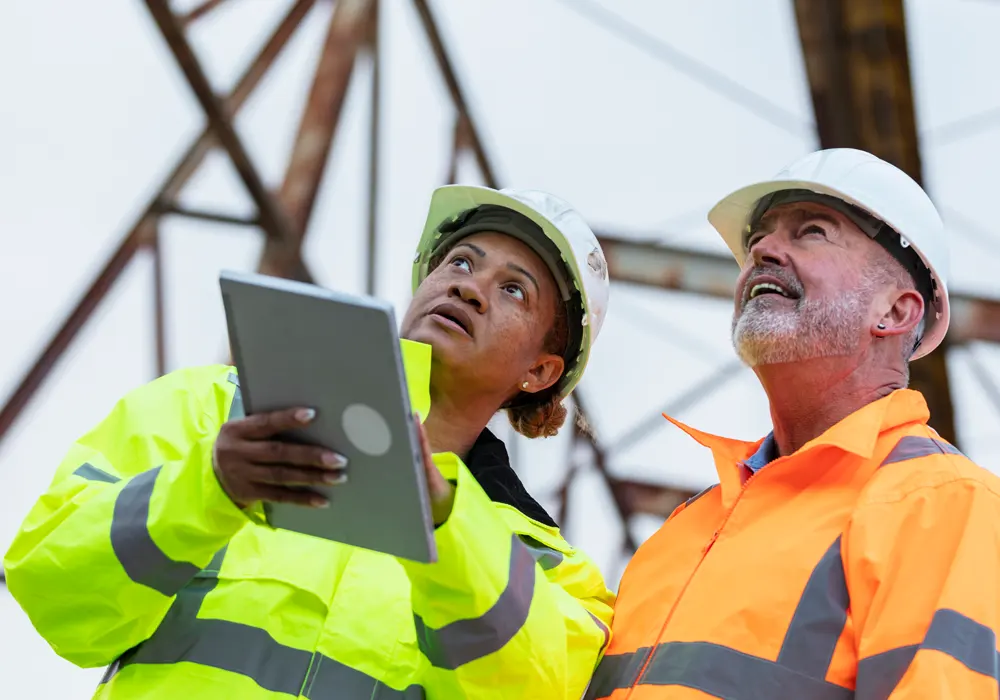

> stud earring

[
  {"left": 877, "top": 323, "right": 887, "bottom": 330},
  {"left": 522, "top": 382, "right": 529, "bottom": 390}
]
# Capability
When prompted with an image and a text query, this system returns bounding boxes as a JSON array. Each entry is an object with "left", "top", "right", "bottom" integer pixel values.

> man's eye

[
  {"left": 503, "top": 283, "right": 525, "bottom": 301},
  {"left": 746, "top": 232, "right": 765, "bottom": 250},
  {"left": 802, "top": 224, "right": 827, "bottom": 237},
  {"left": 450, "top": 256, "right": 471, "bottom": 271}
]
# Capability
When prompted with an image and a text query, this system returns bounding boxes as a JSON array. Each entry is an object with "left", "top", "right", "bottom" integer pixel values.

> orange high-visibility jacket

[{"left": 588, "top": 389, "right": 1000, "bottom": 699}]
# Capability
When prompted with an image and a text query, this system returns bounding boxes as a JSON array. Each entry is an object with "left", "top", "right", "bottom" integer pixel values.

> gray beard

[{"left": 731, "top": 283, "right": 874, "bottom": 367}]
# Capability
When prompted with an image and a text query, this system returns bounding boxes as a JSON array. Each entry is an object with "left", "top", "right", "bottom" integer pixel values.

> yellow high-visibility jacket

[{"left": 4, "top": 340, "right": 614, "bottom": 699}]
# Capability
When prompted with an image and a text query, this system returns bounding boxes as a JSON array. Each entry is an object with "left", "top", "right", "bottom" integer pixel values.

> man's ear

[
  {"left": 873, "top": 289, "right": 924, "bottom": 338},
  {"left": 520, "top": 354, "right": 565, "bottom": 394}
]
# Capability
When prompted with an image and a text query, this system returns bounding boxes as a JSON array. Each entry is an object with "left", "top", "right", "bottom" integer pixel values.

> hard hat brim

[
  {"left": 708, "top": 178, "right": 949, "bottom": 361},
  {"left": 412, "top": 185, "right": 593, "bottom": 398}
]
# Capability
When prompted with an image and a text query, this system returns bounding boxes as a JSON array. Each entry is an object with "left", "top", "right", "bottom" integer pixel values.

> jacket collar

[
  {"left": 400, "top": 339, "right": 557, "bottom": 527},
  {"left": 664, "top": 389, "right": 931, "bottom": 499}
]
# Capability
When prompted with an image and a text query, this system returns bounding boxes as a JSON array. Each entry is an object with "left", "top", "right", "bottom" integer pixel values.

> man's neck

[
  {"left": 755, "top": 356, "right": 904, "bottom": 457},
  {"left": 422, "top": 382, "right": 502, "bottom": 461}
]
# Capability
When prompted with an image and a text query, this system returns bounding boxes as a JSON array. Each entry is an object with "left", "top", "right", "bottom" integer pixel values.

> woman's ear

[
  {"left": 873, "top": 289, "right": 924, "bottom": 338},
  {"left": 520, "top": 354, "right": 564, "bottom": 394}
]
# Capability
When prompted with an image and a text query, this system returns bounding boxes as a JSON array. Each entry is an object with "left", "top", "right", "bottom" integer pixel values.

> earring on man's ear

[{"left": 877, "top": 323, "right": 887, "bottom": 330}]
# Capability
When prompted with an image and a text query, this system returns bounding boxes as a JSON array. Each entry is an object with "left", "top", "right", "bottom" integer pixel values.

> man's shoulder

[{"left": 860, "top": 428, "right": 1000, "bottom": 507}]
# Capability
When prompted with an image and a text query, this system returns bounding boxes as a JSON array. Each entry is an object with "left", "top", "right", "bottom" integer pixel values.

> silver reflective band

[
  {"left": 588, "top": 611, "right": 611, "bottom": 653},
  {"left": 583, "top": 646, "right": 650, "bottom": 698},
  {"left": 641, "top": 642, "right": 853, "bottom": 700},
  {"left": 73, "top": 463, "right": 121, "bottom": 484},
  {"left": 304, "top": 655, "right": 424, "bottom": 699},
  {"left": 111, "top": 466, "right": 201, "bottom": 596},
  {"left": 585, "top": 642, "right": 853, "bottom": 700},
  {"left": 106, "top": 551, "right": 424, "bottom": 698},
  {"left": 777, "top": 536, "right": 849, "bottom": 678},
  {"left": 518, "top": 534, "right": 564, "bottom": 571},
  {"left": 414, "top": 533, "right": 536, "bottom": 669},
  {"left": 881, "top": 435, "right": 962, "bottom": 466},
  {"left": 856, "top": 608, "right": 1000, "bottom": 700},
  {"left": 227, "top": 373, "right": 244, "bottom": 420},
  {"left": 683, "top": 484, "right": 717, "bottom": 509}
]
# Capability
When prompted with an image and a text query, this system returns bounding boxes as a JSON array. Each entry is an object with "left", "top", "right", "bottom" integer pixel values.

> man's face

[
  {"left": 731, "top": 202, "right": 882, "bottom": 366},
  {"left": 401, "top": 231, "right": 562, "bottom": 397}
]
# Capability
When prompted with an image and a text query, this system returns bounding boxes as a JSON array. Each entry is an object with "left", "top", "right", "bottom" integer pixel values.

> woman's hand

[
  {"left": 213, "top": 407, "right": 347, "bottom": 509},
  {"left": 415, "top": 417, "right": 455, "bottom": 525}
]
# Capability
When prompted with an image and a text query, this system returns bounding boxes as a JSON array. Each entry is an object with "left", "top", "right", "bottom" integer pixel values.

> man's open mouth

[{"left": 744, "top": 275, "right": 800, "bottom": 304}]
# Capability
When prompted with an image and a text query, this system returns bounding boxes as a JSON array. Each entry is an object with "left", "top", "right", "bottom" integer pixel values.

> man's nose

[
  {"left": 448, "top": 278, "right": 488, "bottom": 312},
  {"left": 750, "top": 232, "right": 791, "bottom": 268}
]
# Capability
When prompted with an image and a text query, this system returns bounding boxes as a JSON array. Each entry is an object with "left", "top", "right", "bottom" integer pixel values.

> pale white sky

[{"left": 2, "top": 0, "right": 999, "bottom": 694}]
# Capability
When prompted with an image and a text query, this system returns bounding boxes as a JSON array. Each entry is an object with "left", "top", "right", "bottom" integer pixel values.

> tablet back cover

[{"left": 220, "top": 270, "right": 436, "bottom": 563}]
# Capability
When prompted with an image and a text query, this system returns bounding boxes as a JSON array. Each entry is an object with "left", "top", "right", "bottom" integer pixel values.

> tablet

[{"left": 219, "top": 270, "right": 437, "bottom": 563}]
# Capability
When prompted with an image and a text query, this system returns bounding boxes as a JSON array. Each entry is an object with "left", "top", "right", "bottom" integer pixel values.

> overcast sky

[{"left": 2, "top": 0, "right": 999, "bottom": 694}]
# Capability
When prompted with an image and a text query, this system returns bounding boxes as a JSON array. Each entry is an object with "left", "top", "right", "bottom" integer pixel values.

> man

[{"left": 587, "top": 148, "right": 1000, "bottom": 699}]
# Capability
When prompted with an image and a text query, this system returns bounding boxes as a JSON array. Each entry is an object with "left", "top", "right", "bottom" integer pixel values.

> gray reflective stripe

[
  {"left": 588, "top": 610, "right": 611, "bottom": 653},
  {"left": 777, "top": 536, "right": 849, "bottom": 677},
  {"left": 857, "top": 608, "right": 1000, "bottom": 699},
  {"left": 584, "top": 647, "right": 650, "bottom": 700},
  {"left": 414, "top": 533, "right": 536, "bottom": 669},
  {"left": 586, "top": 537, "right": 851, "bottom": 699},
  {"left": 73, "top": 463, "right": 121, "bottom": 484},
  {"left": 881, "top": 435, "right": 962, "bottom": 466},
  {"left": 303, "top": 654, "right": 424, "bottom": 699},
  {"left": 683, "top": 484, "right": 717, "bottom": 509},
  {"left": 111, "top": 467, "right": 201, "bottom": 596},
  {"left": 639, "top": 641, "right": 853, "bottom": 700},
  {"left": 227, "top": 373, "right": 245, "bottom": 421},
  {"left": 518, "top": 534, "right": 564, "bottom": 570},
  {"left": 105, "top": 545, "right": 421, "bottom": 698}
]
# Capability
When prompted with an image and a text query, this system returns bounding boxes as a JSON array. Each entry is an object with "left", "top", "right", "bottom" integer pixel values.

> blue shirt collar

[{"left": 744, "top": 432, "right": 777, "bottom": 472}]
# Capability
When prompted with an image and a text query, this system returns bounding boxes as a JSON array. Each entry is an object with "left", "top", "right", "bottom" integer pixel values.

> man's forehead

[{"left": 757, "top": 201, "right": 844, "bottom": 226}]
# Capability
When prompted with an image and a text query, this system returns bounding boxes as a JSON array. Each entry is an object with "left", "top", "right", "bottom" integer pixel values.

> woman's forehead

[{"left": 455, "top": 231, "right": 555, "bottom": 278}]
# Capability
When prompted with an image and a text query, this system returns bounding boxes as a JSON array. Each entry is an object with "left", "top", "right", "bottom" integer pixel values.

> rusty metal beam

[
  {"left": 792, "top": 0, "right": 958, "bottom": 442},
  {"left": 411, "top": 0, "right": 498, "bottom": 189},
  {"left": 571, "top": 392, "right": 638, "bottom": 552},
  {"left": 144, "top": 0, "right": 307, "bottom": 279},
  {"left": 365, "top": 0, "right": 382, "bottom": 295},
  {"left": 179, "top": 0, "right": 235, "bottom": 27},
  {"left": 157, "top": 202, "right": 260, "bottom": 228},
  {"left": 261, "top": 0, "right": 374, "bottom": 280},
  {"left": 597, "top": 234, "right": 1000, "bottom": 346},
  {"left": 0, "top": 0, "right": 317, "bottom": 446},
  {"left": 612, "top": 481, "right": 697, "bottom": 519},
  {"left": 150, "top": 228, "right": 167, "bottom": 378}
]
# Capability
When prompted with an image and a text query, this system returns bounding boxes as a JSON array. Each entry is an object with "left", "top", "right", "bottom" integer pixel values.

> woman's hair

[{"left": 507, "top": 298, "right": 570, "bottom": 439}]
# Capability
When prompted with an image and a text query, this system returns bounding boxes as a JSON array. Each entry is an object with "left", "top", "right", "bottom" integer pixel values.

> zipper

[{"left": 623, "top": 465, "right": 760, "bottom": 699}]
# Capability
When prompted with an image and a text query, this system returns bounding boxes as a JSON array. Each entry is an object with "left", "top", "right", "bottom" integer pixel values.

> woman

[{"left": 4, "top": 185, "right": 614, "bottom": 699}]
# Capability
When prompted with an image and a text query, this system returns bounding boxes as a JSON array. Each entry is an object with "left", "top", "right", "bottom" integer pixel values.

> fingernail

[
  {"left": 321, "top": 452, "right": 348, "bottom": 468},
  {"left": 323, "top": 471, "right": 348, "bottom": 485},
  {"left": 312, "top": 496, "right": 330, "bottom": 508},
  {"left": 296, "top": 408, "right": 316, "bottom": 423}
]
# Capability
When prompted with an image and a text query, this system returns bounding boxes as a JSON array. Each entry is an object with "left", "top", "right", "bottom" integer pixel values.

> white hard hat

[
  {"left": 708, "top": 148, "right": 950, "bottom": 360},
  {"left": 412, "top": 185, "right": 610, "bottom": 399}
]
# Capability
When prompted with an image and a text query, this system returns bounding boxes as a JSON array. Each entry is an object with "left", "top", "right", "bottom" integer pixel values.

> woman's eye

[
  {"left": 450, "top": 256, "right": 471, "bottom": 272},
  {"left": 503, "top": 283, "right": 525, "bottom": 301}
]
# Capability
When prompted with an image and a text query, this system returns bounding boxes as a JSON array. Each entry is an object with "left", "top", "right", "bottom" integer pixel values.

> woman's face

[{"left": 401, "top": 231, "right": 565, "bottom": 400}]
